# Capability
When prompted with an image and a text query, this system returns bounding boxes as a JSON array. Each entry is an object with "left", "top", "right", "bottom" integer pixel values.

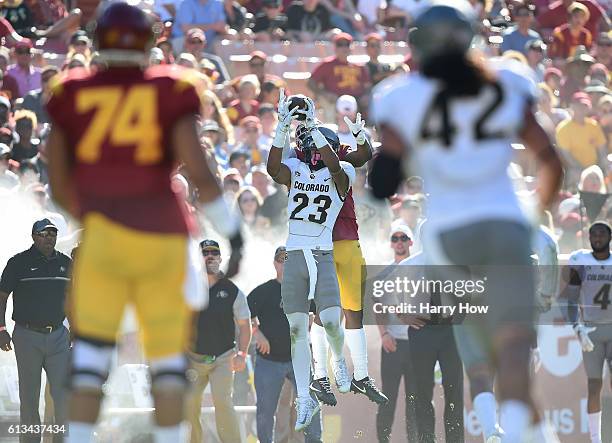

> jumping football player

[
  {"left": 370, "top": 2, "right": 563, "bottom": 443},
  {"left": 308, "top": 111, "right": 388, "bottom": 406},
  {"left": 267, "top": 91, "right": 355, "bottom": 431},
  {"left": 45, "top": 3, "right": 243, "bottom": 442},
  {"left": 563, "top": 222, "right": 612, "bottom": 443}
]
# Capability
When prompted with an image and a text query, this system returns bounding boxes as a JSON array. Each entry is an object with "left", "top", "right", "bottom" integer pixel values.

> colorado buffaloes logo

[{"left": 217, "top": 290, "right": 229, "bottom": 299}]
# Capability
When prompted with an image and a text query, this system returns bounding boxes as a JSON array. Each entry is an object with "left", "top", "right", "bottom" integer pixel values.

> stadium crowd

[{"left": 0, "top": 0, "right": 611, "bottom": 441}]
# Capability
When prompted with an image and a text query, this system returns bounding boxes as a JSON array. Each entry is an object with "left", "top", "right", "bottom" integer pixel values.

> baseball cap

[
  {"left": 572, "top": 91, "right": 592, "bottom": 108},
  {"left": 390, "top": 222, "right": 413, "bottom": 240},
  {"left": 186, "top": 28, "right": 206, "bottom": 42},
  {"left": 250, "top": 51, "right": 267, "bottom": 62},
  {"left": 584, "top": 81, "right": 610, "bottom": 95},
  {"left": 274, "top": 246, "right": 287, "bottom": 261},
  {"left": 200, "top": 239, "right": 220, "bottom": 251},
  {"left": 240, "top": 115, "right": 261, "bottom": 128},
  {"left": 201, "top": 120, "right": 221, "bottom": 133},
  {"left": 336, "top": 95, "right": 357, "bottom": 114},
  {"left": 526, "top": 39, "right": 546, "bottom": 52},
  {"left": 333, "top": 33, "right": 353, "bottom": 44},
  {"left": 15, "top": 39, "right": 33, "bottom": 50},
  {"left": 70, "top": 30, "right": 90, "bottom": 46},
  {"left": 365, "top": 32, "right": 382, "bottom": 42},
  {"left": 32, "top": 218, "right": 57, "bottom": 234}
]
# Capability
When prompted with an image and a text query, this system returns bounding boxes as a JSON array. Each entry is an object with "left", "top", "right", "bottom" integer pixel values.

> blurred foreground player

[
  {"left": 563, "top": 222, "right": 612, "bottom": 443},
  {"left": 45, "top": 3, "right": 243, "bottom": 442},
  {"left": 370, "top": 2, "right": 563, "bottom": 443}
]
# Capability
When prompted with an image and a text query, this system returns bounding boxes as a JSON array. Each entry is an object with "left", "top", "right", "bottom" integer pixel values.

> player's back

[
  {"left": 372, "top": 60, "right": 536, "bottom": 231},
  {"left": 47, "top": 65, "right": 202, "bottom": 234}
]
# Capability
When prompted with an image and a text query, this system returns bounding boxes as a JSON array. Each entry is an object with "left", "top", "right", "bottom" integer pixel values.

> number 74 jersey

[
  {"left": 284, "top": 158, "right": 356, "bottom": 251},
  {"left": 569, "top": 250, "right": 612, "bottom": 324}
]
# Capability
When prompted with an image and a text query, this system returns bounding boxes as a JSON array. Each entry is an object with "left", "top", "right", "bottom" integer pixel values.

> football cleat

[
  {"left": 350, "top": 377, "right": 389, "bottom": 405},
  {"left": 294, "top": 396, "right": 320, "bottom": 432},
  {"left": 309, "top": 377, "right": 337, "bottom": 406},
  {"left": 331, "top": 358, "right": 351, "bottom": 393}
]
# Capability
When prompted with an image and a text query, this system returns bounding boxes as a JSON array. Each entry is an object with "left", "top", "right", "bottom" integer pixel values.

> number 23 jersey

[
  {"left": 284, "top": 158, "right": 356, "bottom": 251},
  {"left": 568, "top": 250, "right": 612, "bottom": 324},
  {"left": 372, "top": 60, "right": 537, "bottom": 231},
  {"left": 45, "top": 65, "right": 202, "bottom": 234}
]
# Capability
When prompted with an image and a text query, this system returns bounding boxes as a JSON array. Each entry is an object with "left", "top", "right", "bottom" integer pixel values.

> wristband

[
  {"left": 310, "top": 129, "right": 329, "bottom": 150},
  {"left": 201, "top": 196, "right": 241, "bottom": 238},
  {"left": 355, "top": 131, "right": 366, "bottom": 145},
  {"left": 272, "top": 126, "right": 289, "bottom": 149}
]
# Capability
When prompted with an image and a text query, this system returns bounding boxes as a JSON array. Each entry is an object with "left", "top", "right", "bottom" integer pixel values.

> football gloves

[
  {"left": 574, "top": 324, "right": 596, "bottom": 352},
  {"left": 343, "top": 112, "right": 367, "bottom": 145},
  {"left": 273, "top": 88, "right": 299, "bottom": 148}
]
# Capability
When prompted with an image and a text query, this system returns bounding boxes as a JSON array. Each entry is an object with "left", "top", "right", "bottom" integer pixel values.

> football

[{"left": 287, "top": 94, "right": 309, "bottom": 121}]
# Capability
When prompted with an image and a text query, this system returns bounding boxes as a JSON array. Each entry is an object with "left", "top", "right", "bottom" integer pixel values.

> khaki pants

[{"left": 186, "top": 350, "right": 242, "bottom": 443}]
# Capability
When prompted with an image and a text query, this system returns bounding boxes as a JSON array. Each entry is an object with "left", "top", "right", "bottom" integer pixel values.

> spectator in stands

[
  {"left": 11, "top": 110, "right": 39, "bottom": 162},
  {"left": 251, "top": 0, "right": 287, "bottom": 41},
  {"left": 229, "top": 150, "right": 251, "bottom": 177},
  {"left": 65, "top": 53, "right": 88, "bottom": 70},
  {"left": 589, "top": 63, "right": 610, "bottom": 84},
  {"left": 319, "top": 0, "right": 364, "bottom": 38},
  {"left": 245, "top": 52, "right": 284, "bottom": 96},
  {"left": 500, "top": 3, "right": 541, "bottom": 55},
  {"left": 308, "top": 33, "right": 371, "bottom": 119},
  {"left": 201, "top": 120, "right": 230, "bottom": 169},
  {"left": 156, "top": 38, "right": 175, "bottom": 64},
  {"left": 175, "top": 0, "right": 228, "bottom": 49},
  {"left": 594, "top": 32, "right": 612, "bottom": 70},
  {"left": 0, "top": 143, "right": 18, "bottom": 189},
  {"left": 584, "top": 81, "right": 610, "bottom": 114},
  {"left": 0, "top": 47, "right": 19, "bottom": 103},
  {"left": 176, "top": 52, "right": 198, "bottom": 69},
  {"left": 183, "top": 28, "right": 230, "bottom": 81},
  {"left": 22, "top": 65, "right": 57, "bottom": 127},
  {"left": 556, "top": 92, "right": 607, "bottom": 174},
  {"left": 249, "top": 164, "right": 274, "bottom": 200},
  {"left": 599, "top": 95, "right": 612, "bottom": 150},
  {"left": 538, "top": 0, "right": 609, "bottom": 38},
  {"left": 224, "top": 0, "right": 248, "bottom": 34},
  {"left": 334, "top": 94, "right": 370, "bottom": 149},
  {"left": 286, "top": 0, "right": 332, "bottom": 42},
  {"left": 67, "top": 30, "right": 92, "bottom": 59},
  {"left": 544, "top": 66, "right": 564, "bottom": 98},
  {"left": 257, "top": 104, "right": 277, "bottom": 148},
  {"left": 1, "top": 0, "right": 35, "bottom": 38},
  {"left": 235, "top": 185, "right": 269, "bottom": 231},
  {"left": 235, "top": 116, "right": 268, "bottom": 165},
  {"left": 0, "top": 96, "right": 11, "bottom": 128},
  {"left": 549, "top": 2, "right": 593, "bottom": 60},
  {"left": 202, "top": 89, "right": 235, "bottom": 145},
  {"left": 260, "top": 79, "right": 282, "bottom": 105},
  {"left": 525, "top": 39, "right": 547, "bottom": 82},
  {"left": 227, "top": 74, "right": 260, "bottom": 126},
  {"left": 561, "top": 46, "right": 594, "bottom": 105},
  {"left": 537, "top": 83, "right": 570, "bottom": 136},
  {"left": 7, "top": 40, "right": 40, "bottom": 99},
  {"left": 365, "top": 32, "right": 395, "bottom": 85}
]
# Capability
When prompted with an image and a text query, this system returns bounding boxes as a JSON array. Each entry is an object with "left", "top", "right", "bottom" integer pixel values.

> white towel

[{"left": 302, "top": 249, "right": 318, "bottom": 300}]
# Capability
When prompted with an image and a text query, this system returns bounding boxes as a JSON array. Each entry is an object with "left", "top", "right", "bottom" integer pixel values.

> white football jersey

[
  {"left": 568, "top": 249, "right": 612, "bottom": 324},
  {"left": 284, "top": 158, "right": 356, "bottom": 251},
  {"left": 372, "top": 60, "right": 537, "bottom": 233}
]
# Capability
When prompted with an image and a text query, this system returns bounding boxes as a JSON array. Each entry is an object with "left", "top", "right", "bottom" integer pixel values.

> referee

[{"left": 0, "top": 219, "right": 72, "bottom": 443}]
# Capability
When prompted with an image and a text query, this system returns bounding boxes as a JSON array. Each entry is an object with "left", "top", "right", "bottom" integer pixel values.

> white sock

[
  {"left": 310, "top": 322, "right": 329, "bottom": 379},
  {"left": 154, "top": 423, "right": 185, "bottom": 443},
  {"left": 500, "top": 400, "right": 531, "bottom": 443},
  {"left": 287, "top": 312, "right": 313, "bottom": 398},
  {"left": 473, "top": 391, "right": 499, "bottom": 439},
  {"left": 319, "top": 306, "right": 344, "bottom": 362},
  {"left": 345, "top": 328, "right": 368, "bottom": 380},
  {"left": 67, "top": 422, "right": 94, "bottom": 443},
  {"left": 588, "top": 412, "right": 602, "bottom": 443}
]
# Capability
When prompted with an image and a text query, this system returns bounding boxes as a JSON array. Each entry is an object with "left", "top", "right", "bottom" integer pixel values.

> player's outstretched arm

[
  {"left": 343, "top": 113, "right": 372, "bottom": 168},
  {"left": 520, "top": 106, "right": 563, "bottom": 211},
  {"left": 47, "top": 126, "right": 79, "bottom": 218},
  {"left": 267, "top": 145, "right": 291, "bottom": 187},
  {"left": 267, "top": 88, "right": 295, "bottom": 187},
  {"left": 311, "top": 129, "right": 349, "bottom": 196}
]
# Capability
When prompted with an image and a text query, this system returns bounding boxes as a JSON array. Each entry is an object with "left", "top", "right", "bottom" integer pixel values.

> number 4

[
  {"left": 76, "top": 85, "right": 162, "bottom": 164},
  {"left": 594, "top": 284, "right": 610, "bottom": 310}
]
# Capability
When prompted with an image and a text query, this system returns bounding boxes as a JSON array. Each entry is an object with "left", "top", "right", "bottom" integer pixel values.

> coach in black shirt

[
  {"left": 0, "top": 218, "right": 71, "bottom": 442},
  {"left": 248, "top": 246, "right": 321, "bottom": 443}
]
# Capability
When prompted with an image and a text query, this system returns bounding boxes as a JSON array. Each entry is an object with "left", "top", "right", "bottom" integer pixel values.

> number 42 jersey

[
  {"left": 568, "top": 250, "right": 612, "bottom": 324},
  {"left": 284, "top": 157, "right": 356, "bottom": 251}
]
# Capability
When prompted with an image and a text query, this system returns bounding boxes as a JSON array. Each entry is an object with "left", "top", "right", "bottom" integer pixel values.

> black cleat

[
  {"left": 350, "top": 377, "right": 389, "bottom": 405},
  {"left": 309, "top": 377, "right": 337, "bottom": 406}
]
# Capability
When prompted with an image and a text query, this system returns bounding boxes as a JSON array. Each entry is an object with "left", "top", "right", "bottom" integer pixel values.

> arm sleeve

[
  {"left": 0, "top": 257, "right": 18, "bottom": 295},
  {"left": 233, "top": 289, "right": 251, "bottom": 320}
]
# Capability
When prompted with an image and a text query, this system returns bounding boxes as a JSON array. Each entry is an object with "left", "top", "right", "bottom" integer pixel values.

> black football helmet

[{"left": 296, "top": 125, "right": 340, "bottom": 171}]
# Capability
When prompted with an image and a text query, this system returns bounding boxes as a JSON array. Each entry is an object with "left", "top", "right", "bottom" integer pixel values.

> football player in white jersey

[
  {"left": 267, "top": 92, "right": 356, "bottom": 432},
  {"left": 369, "top": 2, "right": 563, "bottom": 443},
  {"left": 563, "top": 222, "right": 612, "bottom": 443}
]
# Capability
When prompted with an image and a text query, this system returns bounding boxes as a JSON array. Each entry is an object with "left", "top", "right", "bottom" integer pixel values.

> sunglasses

[
  {"left": 250, "top": 62, "right": 265, "bottom": 68},
  {"left": 16, "top": 48, "right": 31, "bottom": 55},
  {"left": 335, "top": 41, "right": 350, "bottom": 47},
  {"left": 202, "top": 249, "right": 220, "bottom": 257},
  {"left": 391, "top": 235, "right": 409, "bottom": 242},
  {"left": 189, "top": 39, "right": 204, "bottom": 44},
  {"left": 36, "top": 231, "right": 57, "bottom": 238},
  {"left": 367, "top": 43, "right": 381, "bottom": 48}
]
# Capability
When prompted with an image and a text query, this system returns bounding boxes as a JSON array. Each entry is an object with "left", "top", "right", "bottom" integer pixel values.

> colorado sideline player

[
  {"left": 46, "top": 3, "right": 243, "bottom": 442},
  {"left": 563, "top": 222, "right": 612, "bottom": 443},
  {"left": 267, "top": 91, "right": 355, "bottom": 431},
  {"left": 370, "top": 2, "right": 563, "bottom": 443}
]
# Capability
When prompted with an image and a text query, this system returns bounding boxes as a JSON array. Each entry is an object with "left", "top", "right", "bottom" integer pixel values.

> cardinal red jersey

[
  {"left": 333, "top": 144, "right": 359, "bottom": 241},
  {"left": 46, "top": 65, "right": 202, "bottom": 234}
]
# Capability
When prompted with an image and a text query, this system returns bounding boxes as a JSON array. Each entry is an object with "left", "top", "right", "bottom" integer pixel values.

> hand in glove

[
  {"left": 273, "top": 88, "right": 298, "bottom": 147},
  {"left": 574, "top": 324, "right": 596, "bottom": 352},
  {"left": 343, "top": 112, "right": 367, "bottom": 145},
  {"left": 298, "top": 96, "right": 318, "bottom": 129}
]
